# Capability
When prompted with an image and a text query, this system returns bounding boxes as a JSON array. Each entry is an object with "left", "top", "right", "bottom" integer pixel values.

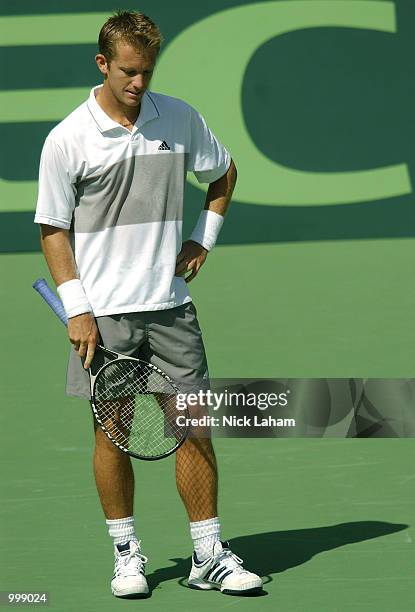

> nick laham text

[{"left": 176, "top": 415, "right": 296, "bottom": 428}]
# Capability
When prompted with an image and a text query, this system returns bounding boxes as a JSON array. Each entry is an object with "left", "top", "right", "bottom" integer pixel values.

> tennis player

[{"left": 34, "top": 11, "right": 262, "bottom": 598}]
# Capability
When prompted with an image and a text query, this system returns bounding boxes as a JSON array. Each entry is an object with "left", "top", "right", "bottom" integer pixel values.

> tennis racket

[{"left": 33, "top": 278, "right": 189, "bottom": 460}]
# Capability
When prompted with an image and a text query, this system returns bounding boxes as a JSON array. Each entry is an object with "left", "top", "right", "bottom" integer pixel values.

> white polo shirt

[{"left": 35, "top": 85, "right": 231, "bottom": 316}]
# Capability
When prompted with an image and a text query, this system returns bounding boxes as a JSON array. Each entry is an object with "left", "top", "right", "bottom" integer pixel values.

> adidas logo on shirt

[{"left": 158, "top": 140, "right": 170, "bottom": 151}]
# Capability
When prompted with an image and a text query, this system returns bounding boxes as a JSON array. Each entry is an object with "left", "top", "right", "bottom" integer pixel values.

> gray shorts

[{"left": 66, "top": 302, "right": 209, "bottom": 399}]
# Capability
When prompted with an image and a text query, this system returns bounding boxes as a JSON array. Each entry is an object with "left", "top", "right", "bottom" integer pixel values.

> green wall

[{"left": 2, "top": 0, "right": 415, "bottom": 252}]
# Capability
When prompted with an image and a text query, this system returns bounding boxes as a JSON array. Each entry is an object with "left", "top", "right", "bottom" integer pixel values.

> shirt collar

[{"left": 87, "top": 85, "right": 160, "bottom": 134}]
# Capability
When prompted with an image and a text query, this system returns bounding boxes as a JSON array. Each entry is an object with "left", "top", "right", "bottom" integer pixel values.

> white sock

[
  {"left": 106, "top": 516, "right": 139, "bottom": 547},
  {"left": 190, "top": 517, "right": 221, "bottom": 562}
]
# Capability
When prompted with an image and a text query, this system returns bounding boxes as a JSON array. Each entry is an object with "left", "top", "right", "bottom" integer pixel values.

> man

[{"left": 35, "top": 11, "right": 262, "bottom": 599}]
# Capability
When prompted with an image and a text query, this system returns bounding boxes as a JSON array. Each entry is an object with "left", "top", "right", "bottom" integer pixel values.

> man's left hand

[{"left": 175, "top": 240, "right": 208, "bottom": 283}]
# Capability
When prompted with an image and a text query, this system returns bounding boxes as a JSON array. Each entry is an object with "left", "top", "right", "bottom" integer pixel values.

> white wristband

[
  {"left": 189, "top": 210, "right": 224, "bottom": 251},
  {"left": 57, "top": 279, "right": 92, "bottom": 319}
]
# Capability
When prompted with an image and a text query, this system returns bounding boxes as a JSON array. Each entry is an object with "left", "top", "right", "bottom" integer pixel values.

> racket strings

[{"left": 93, "top": 360, "right": 187, "bottom": 458}]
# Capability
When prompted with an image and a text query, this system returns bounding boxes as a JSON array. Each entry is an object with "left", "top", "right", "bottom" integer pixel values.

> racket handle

[{"left": 32, "top": 278, "right": 68, "bottom": 327}]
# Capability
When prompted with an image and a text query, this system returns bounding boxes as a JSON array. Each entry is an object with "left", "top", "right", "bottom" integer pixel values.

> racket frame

[{"left": 89, "top": 345, "right": 188, "bottom": 460}]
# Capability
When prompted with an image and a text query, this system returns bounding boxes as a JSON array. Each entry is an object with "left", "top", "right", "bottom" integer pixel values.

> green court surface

[
  {"left": 1, "top": 245, "right": 414, "bottom": 611},
  {"left": 2, "top": 1, "right": 415, "bottom": 608}
]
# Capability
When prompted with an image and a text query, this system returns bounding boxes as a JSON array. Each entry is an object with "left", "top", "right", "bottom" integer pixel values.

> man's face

[{"left": 96, "top": 42, "right": 157, "bottom": 108}]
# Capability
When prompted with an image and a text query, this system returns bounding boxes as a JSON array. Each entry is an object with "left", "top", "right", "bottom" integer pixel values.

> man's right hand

[{"left": 67, "top": 312, "right": 100, "bottom": 369}]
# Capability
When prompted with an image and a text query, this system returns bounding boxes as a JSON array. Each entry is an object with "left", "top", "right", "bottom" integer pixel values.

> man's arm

[
  {"left": 175, "top": 159, "right": 237, "bottom": 282},
  {"left": 40, "top": 224, "right": 99, "bottom": 369},
  {"left": 203, "top": 158, "right": 237, "bottom": 217}
]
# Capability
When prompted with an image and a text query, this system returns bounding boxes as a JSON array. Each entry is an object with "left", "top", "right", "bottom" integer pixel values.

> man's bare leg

[
  {"left": 176, "top": 434, "right": 223, "bottom": 567},
  {"left": 175, "top": 437, "right": 218, "bottom": 522},
  {"left": 92, "top": 418, "right": 135, "bottom": 518}
]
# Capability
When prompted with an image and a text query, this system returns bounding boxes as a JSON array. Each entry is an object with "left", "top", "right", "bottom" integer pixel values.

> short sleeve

[
  {"left": 34, "top": 137, "right": 76, "bottom": 229},
  {"left": 187, "top": 107, "right": 231, "bottom": 184}
]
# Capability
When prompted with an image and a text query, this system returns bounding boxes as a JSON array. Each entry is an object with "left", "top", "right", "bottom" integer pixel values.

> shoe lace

[
  {"left": 217, "top": 549, "right": 249, "bottom": 575},
  {"left": 114, "top": 541, "right": 148, "bottom": 578}
]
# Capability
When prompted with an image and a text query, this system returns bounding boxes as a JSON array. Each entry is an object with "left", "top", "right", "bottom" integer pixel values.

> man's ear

[{"left": 95, "top": 54, "right": 109, "bottom": 77}]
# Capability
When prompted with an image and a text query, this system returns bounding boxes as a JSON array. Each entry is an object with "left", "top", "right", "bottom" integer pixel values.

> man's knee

[
  {"left": 93, "top": 415, "right": 124, "bottom": 456},
  {"left": 178, "top": 437, "right": 216, "bottom": 460}
]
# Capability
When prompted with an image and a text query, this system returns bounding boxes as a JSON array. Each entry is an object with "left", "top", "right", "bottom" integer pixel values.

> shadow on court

[{"left": 147, "top": 520, "right": 408, "bottom": 591}]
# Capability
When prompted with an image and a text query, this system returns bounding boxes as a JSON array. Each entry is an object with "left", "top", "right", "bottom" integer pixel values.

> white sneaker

[
  {"left": 188, "top": 540, "right": 262, "bottom": 595},
  {"left": 111, "top": 540, "right": 149, "bottom": 598}
]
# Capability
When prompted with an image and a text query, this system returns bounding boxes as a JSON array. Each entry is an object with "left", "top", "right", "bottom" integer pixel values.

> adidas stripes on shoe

[{"left": 188, "top": 540, "right": 262, "bottom": 595}]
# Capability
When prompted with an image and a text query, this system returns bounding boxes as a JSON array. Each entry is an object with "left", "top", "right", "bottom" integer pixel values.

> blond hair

[{"left": 98, "top": 11, "right": 163, "bottom": 61}]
